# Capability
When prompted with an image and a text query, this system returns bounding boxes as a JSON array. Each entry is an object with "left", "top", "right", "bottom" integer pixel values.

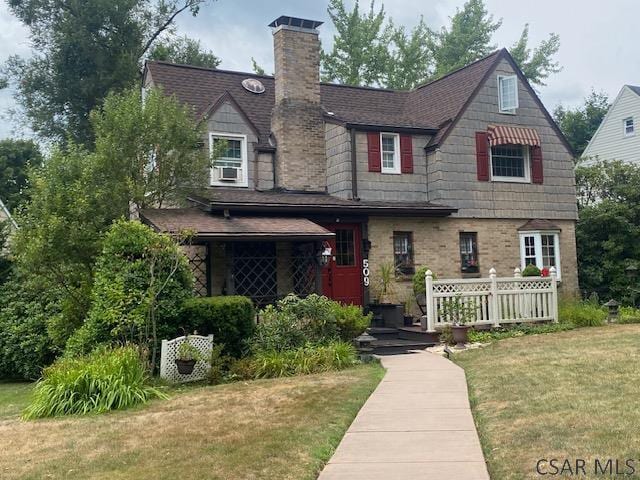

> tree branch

[{"left": 139, "top": 1, "right": 201, "bottom": 58}]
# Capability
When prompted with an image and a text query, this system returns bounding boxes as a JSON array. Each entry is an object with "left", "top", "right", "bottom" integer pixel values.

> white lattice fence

[
  {"left": 160, "top": 334, "right": 213, "bottom": 383},
  {"left": 422, "top": 267, "right": 558, "bottom": 331}
]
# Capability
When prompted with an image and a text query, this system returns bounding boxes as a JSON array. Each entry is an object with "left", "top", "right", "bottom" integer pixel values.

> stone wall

[
  {"left": 325, "top": 122, "right": 352, "bottom": 198},
  {"left": 366, "top": 216, "right": 578, "bottom": 314}
]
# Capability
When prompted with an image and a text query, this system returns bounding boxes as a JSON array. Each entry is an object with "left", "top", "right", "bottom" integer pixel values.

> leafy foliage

[
  {"left": 554, "top": 91, "right": 610, "bottom": 157},
  {"left": 148, "top": 35, "right": 220, "bottom": 68},
  {"left": 467, "top": 322, "right": 576, "bottom": 343},
  {"left": 0, "top": 139, "right": 42, "bottom": 212},
  {"left": 558, "top": 299, "right": 606, "bottom": 327},
  {"left": 332, "top": 303, "right": 372, "bottom": 341},
  {"left": 23, "top": 346, "right": 165, "bottom": 419},
  {"left": 180, "top": 296, "right": 255, "bottom": 358},
  {"left": 509, "top": 24, "right": 561, "bottom": 87},
  {"left": 91, "top": 86, "right": 209, "bottom": 212},
  {"left": 429, "top": 0, "right": 501, "bottom": 78},
  {"left": 65, "top": 220, "right": 193, "bottom": 363},
  {"left": 251, "top": 342, "right": 357, "bottom": 379},
  {"left": 0, "top": 275, "right": 58, "bottom": 380},
  {"left": 412, "top": 266, "right": 436, "bottom": 295},
  {"left": 575, "top": 161, "right": 640, "bottom": 301},
  {"left": 521, "top": 264, "right": 541, "bottom": 277},
  {"left": 618, "top": 306, "right": 640, "bottom": 324},
  {"left": 4, "top": 0, "right": 208, "bottom": 144}
]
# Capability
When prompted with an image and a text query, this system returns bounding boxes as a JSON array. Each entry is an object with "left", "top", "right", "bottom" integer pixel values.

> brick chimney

[{"left": 269, "top": 16, "right": 326, "bottom": 192}]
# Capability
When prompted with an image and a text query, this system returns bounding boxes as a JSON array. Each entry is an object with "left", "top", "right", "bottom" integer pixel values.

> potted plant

[
  {"left": 412, "top": 266, "right": 436, "bottom": 317},
  {"left": 175, "top": 339, "right": 203, "bottom": 375},
  {"left": 368, "top": 262, "right": 405, "bottom": 328},
  {"left": 441, "top": 295, "right": 476, "bottom": 349}
]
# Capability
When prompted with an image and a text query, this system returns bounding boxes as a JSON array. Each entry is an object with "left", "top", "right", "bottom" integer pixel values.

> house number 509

[{"left": 362, "top": 259, "right": 370, "bottom": 287}]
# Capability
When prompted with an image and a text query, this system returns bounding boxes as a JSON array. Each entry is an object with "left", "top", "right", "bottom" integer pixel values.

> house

[
  {"left": 140, "top": 15, "right": 578, "bottom": 313},
  {"left": 583, "top": 85, "right": 640, "bottom": 164},
  {"left": 0, "top": 198, "right": 17, "bottom": 230}
]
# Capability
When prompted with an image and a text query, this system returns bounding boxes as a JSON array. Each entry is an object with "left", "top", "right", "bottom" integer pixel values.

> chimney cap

[{"left": 269, "top": 15, "right": 323, "bottom": 30}]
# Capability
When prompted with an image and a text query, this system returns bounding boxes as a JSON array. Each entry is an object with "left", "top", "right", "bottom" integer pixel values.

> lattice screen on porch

[{"left": 182, "top": 244, "right": 209, "bottom": 297}]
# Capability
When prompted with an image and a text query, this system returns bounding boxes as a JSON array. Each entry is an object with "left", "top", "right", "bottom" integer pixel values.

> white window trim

[
  {"left": 519, "top": 230, "right": 561, "bottom": 280},
  {"left": 490, "top": 145, "right": 531, "bottom": 183},
  {"left": 380, "top": 132, "right": 401, "bottom": 174},
  {"left": 623, "top": 117, "right": 635, "bottom": 137},
  {"left": 497, "top": 75, "right": 518, "bottom": 114},
  {"left": 209, "top": 132, "right": 249, "bottom": 187}
]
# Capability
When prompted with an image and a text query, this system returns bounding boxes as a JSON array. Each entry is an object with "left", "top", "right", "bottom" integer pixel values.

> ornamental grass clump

[{"left": 23, "top": 346, "right": 165, "bottom": 419}]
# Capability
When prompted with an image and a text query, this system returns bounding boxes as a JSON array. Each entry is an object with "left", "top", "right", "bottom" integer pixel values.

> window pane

[
  {"left": 541, "top": 235, "right": 556, "bottom": 267},
  {"left": 500, "top": 76, "right": 517, "bottom": 110},
  {"left": 491, "top": 145, "right": 525, "bottom": 178},
  {"left": 335, "top": 229, "right": 355, "bottom": 266},
  {"left": 381, "top": 134, "right": 396, "bottom": 170},
  {"left": 459, "top": 232, "right": 479, "bottom": 273},
  {"left": 393, "top": 232, "right": 414, "bottom": 274},
  {"left": 524, "top": 235, "right": 537, "bottom": 266},
  {"left": 625, "top": 117, "right": 634, "bottom": 135},
  {"left": 214, "top": 138, "right": 243, "bottom": 167}
]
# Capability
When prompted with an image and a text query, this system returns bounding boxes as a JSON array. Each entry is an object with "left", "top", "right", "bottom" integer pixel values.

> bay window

[{"left": 519, "top": 231, "right": 561, "bottom": 278}]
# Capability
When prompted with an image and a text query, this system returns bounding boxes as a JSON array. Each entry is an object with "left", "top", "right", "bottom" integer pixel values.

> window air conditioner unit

[{"left": 218, "top": 166, "right": 239, "bottom": 181}]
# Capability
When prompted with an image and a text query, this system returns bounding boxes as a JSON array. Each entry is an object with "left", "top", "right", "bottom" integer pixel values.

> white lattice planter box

[{"left": 160, "top": 334, "right": 213, "bottom": 383}]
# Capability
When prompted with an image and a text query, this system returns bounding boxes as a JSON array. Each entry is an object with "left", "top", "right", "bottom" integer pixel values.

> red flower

[{"left": 541, "top": 267, "right": 550, "bottom": 277}]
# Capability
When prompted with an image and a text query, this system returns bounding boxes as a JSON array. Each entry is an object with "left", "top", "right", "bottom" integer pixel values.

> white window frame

[
  {"left": 498, "top": 75, "right": 518, "bottom": 114},
  {"left": 490, "top": 144, "right": 531, "bottom": 183},
  {"left": 209, "top": 132, "right": 248, "bottom": 187},
  {"left": 519, "top": 230, "right": 561, "bottom": 280},
  {"left": 623, "top": 117, "right": 635, "bottom": 137},
  {"left": 380, "top": 132, "right": 401, "bottom": 174}
]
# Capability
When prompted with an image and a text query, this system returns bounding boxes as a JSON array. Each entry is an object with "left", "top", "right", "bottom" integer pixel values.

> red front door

[{"left": 321, "top": 224, "right": 363, "bottom": 306}]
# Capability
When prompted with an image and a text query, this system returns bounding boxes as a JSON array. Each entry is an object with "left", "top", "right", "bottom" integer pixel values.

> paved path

[{"left": 318, "top": 351, "right": 490, "bottom": 480}]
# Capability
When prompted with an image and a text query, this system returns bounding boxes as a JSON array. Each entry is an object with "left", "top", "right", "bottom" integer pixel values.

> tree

[
  {"left": 429, "top": 0, "right": 502, "bottom": 78},
  {"left": 148, "top": 35, "right": 220, "bottom": 68},
  {"left": 383, "top": 18, "right": 432, "bottom": 90},
  {"left": 321, "top": 0, "right": 392, "bottom": 86},
  {"left": 4, "top": 0, "right": 208, "bottom": 145},
  {"left": 554, "top": 91, "right": 610, "bottom": 158},
  {"left": 251, "top": 57, "right": 266, "bottom": 76},
  {"left": 91, "top": 86, "right": 209, "bottom": 213},
  {"left": 510, "top": 24, "right": 561, "bottom": 87},
  {"left": 0, "top": 139, "right": 42, "bottom": 212},
  {"left": 575, "top": 160, "right": 640, "bottom": 302}
]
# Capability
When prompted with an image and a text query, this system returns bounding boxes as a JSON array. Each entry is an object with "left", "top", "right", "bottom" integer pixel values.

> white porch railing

[{"left": 422, "top": 267, "right": 558, "bottom": 332}]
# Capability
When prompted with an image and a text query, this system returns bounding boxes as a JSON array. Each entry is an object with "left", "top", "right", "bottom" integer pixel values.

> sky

[{"left": 0, "top": 0, "right": 638, "bottom": 140}]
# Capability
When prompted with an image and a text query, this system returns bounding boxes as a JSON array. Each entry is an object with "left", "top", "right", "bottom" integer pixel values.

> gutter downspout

[{"left": 350, "top": 128, "right": 358, "bottom": 200}]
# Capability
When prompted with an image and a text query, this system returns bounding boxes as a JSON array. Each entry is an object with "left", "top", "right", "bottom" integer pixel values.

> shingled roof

[{"left": 144, "top": 49, "right": 504, "bottom": 149}]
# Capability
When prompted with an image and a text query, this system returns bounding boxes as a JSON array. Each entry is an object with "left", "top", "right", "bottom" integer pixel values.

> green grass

[
  {"left": 0, "top": 364, "right": 383, "bottom": 479},
  {"left": 455, "top": 324, "right": 640, "bottom": 480},
  {"left": 0, "top": 383, "right": 33, "bottom": 419}
]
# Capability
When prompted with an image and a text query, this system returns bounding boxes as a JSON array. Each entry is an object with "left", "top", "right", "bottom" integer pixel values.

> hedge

[{"left": 180, "top": 296, "right": 255, "bottom": 357}]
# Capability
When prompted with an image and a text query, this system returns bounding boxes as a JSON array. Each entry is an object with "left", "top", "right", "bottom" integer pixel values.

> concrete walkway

[{"left": 318, "top": 351, "right": 490, "bottom": 480}]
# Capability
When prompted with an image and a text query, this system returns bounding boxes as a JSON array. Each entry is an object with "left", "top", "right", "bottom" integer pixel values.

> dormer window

[
  {"left": 210, "top": 132, "right": 248, "bottom": 187},
  {"left": 498, "top": 75, "right": 518, "bottom": 113},
  {"left": 624, "top": 117, "right": 635, "bottom": 137}
]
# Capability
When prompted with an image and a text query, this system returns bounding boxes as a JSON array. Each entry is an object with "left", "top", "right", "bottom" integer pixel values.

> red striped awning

[{"left": 487, "top": 125, "right": 540, "bottom": 147}]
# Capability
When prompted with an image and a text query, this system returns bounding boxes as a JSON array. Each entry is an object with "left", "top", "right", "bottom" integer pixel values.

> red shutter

[
  {"left": 367, "top": 132, "right": 381, "bottom": 172},
  {"left": 531, "top": 145, "right": 543, "bottom": 184},
  {"left": 400, "top": 134, "right": 413, "bottom": 173},
  {"left": 475, "top": 131, "right": 490, "bottom": 181}
]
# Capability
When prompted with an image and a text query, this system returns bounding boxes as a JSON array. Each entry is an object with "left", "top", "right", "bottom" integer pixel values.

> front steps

[{"left": 368, "top": 326, "right": 438, "bottom": 354}]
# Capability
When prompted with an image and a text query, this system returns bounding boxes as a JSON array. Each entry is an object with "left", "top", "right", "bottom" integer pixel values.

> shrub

[
  {"left": 467, "top": 322, "right": 576, "bottom": 343},
  {"left": 558, "top": 299, "right": 607, "bottom": 327},
  {"left": 180, "top": 296, "right": 254, "bottom": 358},
  {"left": 439, "top": 324, "right": 454, "bottom": 346},
  {"left": 66, "top": 220, "right": 194, "bottom": 359},
  {"left": 23, "top": 346, "right": 165, "bottom": 419},
  {"left": 251, "top": 341, "right": 357, "bottom": 379},
  {"left": 332, "top": 303, "right": 372, "bottom": 341},
  {"left": 249, "top": 294, "right": 339, "bottom": 353},
  {"left": 412, "top": 266, "right": 436, "bottom": 295},
  {"left": 618, "top": 306, "right": 640, "bottom": 324},
  {"left": 227, "top": 357, "right": 256, "bottom": 381},
  {"left": 0, "top": 276, "right": 57, "bottom": 380},
  {"left": 207, "top": 343, "right": 233, "bottom": 385},
  {"left": 521, "top": 264, "right": 541, "bottom": 277}
]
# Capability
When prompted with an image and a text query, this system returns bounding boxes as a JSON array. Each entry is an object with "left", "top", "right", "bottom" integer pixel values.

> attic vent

[{"left": 242, "top": 78, "right": 265, "bottom": 94}]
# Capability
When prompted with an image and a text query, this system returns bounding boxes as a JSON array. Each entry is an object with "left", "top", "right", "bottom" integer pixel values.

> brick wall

[
  {"left": 367, "top": 216, "right": 578, "bottom": 314},
  {"left": 271, "top": 25, "right": 326, "bottom": 192}
]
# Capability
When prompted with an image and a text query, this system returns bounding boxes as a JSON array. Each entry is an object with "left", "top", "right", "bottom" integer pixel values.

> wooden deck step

[{"left": 372, "top": 338, "right": 435, "bottom": 355}]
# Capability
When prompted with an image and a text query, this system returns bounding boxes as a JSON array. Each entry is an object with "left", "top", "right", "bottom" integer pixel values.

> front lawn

[
  {"left": 0, "top": 364, "right": 383, "bottom": 480},
  {"left": 456, "top": 324, "right": 640, "bottom": 479},
  {"left": 0, "top": 383, "right": 33, "bottom": 419}
]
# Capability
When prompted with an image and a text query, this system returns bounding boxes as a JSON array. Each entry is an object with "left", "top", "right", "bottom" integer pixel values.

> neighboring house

[
  {"left": 0, "top": 198, "right": 17, "bottom": 230},
  {"left": 140, "top": 15, "right": 578, "bottom": 310},
  {"left": 583, "top": 85, "right": 640, "bottom": 164}
]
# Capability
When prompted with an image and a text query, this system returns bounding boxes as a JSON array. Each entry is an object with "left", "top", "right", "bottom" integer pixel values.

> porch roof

[
  {"left": 140, "top": 208, "right": 335, "bottom": 241},
  {"left": 188, "top": 188, "right": 457, "bottom": 216}
]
